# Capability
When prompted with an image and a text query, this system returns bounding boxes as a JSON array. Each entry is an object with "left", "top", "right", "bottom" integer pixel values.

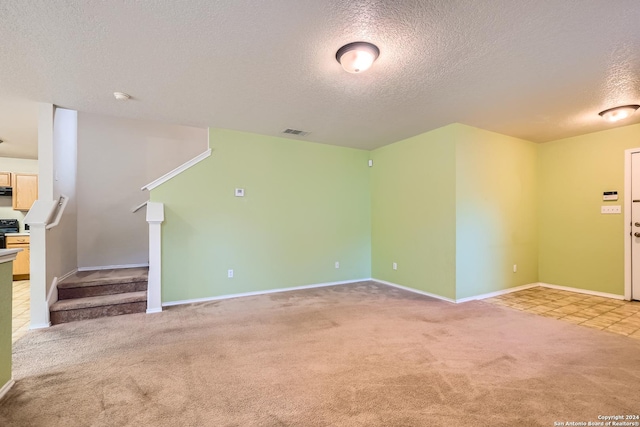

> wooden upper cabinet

[
  {"left": 12, "top": 173, "right": 38, "bottom": 211},
  {"left": 0, "top": 172, "right": 11, "bottom": 186}
]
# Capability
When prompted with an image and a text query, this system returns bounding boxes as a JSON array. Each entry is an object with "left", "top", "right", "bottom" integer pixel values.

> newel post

[
  {"left": 146, "top": 202, "right": 164, "bottom": 314},
  {"left": 24, "top": 199, "right": 59, "bottom": 329}
]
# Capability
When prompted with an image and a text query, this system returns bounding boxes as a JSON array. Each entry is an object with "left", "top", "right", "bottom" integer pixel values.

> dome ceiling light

[
  {"left": 598, "top": 105, "right": 639, "bottom": 122},
  {"left": 336, "top": 42, "right": 380, "bottom": 74},
  {"left": 113, "top": 92, "right": 131, "bottom": 101}
]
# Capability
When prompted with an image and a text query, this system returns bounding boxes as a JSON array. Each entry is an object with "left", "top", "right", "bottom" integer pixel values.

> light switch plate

[
  {"left": 601, "top": 205, "right": 621, "bottom": 214},
  {"left": 235, "top": 188, "right": 244, "bottom": 197}
]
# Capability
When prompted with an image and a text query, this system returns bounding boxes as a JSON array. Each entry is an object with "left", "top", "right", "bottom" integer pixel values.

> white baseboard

[
  {"left": 46, "top": 269, "right": 77, "bottom": 308},
  {"left": 47, "top": 277, "right": 58, "bottom": 308},
  {"left": 29, "top": 322, "right": 50, "bottom": 330},
  {"left": 373, "top": 279, "right": 457, "bottom": 303},
  {"left": 538, "top": 282, "right": 624, "bottom": 300},
  {"left": 146, "top": 308, "right": 162, "bottom": 314},
  {"left": 0, "top": 379, "right": 15, "bottom": 401},
  {"left": 455, "top": 283, "right": 540, "bottom": 303},
  {"left": 162, "top": 278, "right": 371, "bottom": 307},
  {"left": 373, "top": 279, "right": 542, "bottom": 304},
  {"left": 77, "top": 263, "right": 149, "bottom": 272},
  {"left": 58, "top": 269, "right": 77, "bottom": 282}
]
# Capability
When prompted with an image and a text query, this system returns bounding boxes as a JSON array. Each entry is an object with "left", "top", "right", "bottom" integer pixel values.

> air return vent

[{"left": 281, "top": 128, "right": 310, "bottom": 137}]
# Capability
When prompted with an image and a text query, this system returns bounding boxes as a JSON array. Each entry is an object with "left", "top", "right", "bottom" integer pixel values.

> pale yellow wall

[
  {"left": 456, "top": 124, "right": 538, "bottom": 299},
  {"left": 371, "top": 125, "right": 457, "bottom": 299},
  {"left": 538, "top": 123, "right": 640, "bottom": 295}
]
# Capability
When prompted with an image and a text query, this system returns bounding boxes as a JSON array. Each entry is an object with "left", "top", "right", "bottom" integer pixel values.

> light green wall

[
  {"left": 371, "top": 125, "right": 457, "bottom": 299},
  {"left": 371, "top": 123, "right": 538, "bottom": 301},
  {"left": 151, "top": 128, "right": 371, "bottom": 303},
  {"left": 151, "top": 121, "right": 639, "bottom": 304},
  {"left": 538, "top": 123, "right": 640, "bottom": 295},
  {"left": 0, "top": 261, "right": 12, "bottom": 391},
  {"left": 455, "top": 124, "right": 538, "bottom": 299}
]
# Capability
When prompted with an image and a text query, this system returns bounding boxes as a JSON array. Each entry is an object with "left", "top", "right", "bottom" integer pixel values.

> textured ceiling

[{"left": 0, "top": 0, "right": 639, "bottom": 157}]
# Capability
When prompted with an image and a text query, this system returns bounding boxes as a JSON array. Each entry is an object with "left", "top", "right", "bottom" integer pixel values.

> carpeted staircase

[{"left": 50, "top": 268, "right": 148, "bottom": 325}]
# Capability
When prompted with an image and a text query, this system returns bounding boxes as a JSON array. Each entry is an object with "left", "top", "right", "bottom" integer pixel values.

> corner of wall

[{"left": 454, "top": 125, "right": 538, "bottom": 300}]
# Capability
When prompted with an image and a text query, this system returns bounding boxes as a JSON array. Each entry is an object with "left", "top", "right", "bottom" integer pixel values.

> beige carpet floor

[{"left": 1, "top": 281, "right": 639, "bottom": 426}]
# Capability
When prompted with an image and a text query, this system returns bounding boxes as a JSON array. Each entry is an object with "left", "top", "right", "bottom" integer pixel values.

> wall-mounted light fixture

[
  {"left": 598, "top": 105, "right": 639, "bottom": 122},
  {"left": 336, "top": 42, "right": 380, "bottom": 74}
]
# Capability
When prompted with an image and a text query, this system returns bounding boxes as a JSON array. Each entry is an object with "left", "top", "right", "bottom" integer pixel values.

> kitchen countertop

[
  {"left": 0, "top": 248, "right": 22, "bottom": 263},
  {"left": 4, "top": 232, "right": 30, "bottom": 237}
]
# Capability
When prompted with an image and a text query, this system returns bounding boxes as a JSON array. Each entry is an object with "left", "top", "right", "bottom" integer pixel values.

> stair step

[
  {"left": 50, "top": 291, "right": 147, "bottom": 325},
  {"left": 58, "top": 279, "right": 147, "bottom": 300},
  {"left": 58, "top": 268, "right": 148, "bottom": 300},
  {"left": 58, "top": 268, "right": 148, "bottom": 288}
]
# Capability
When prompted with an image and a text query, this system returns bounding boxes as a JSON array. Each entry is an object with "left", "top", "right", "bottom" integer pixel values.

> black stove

[{"left": 0, "top": 219, "right": 19, "bottom": 249}]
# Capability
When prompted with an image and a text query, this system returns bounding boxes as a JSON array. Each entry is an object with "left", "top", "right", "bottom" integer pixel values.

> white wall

[
  {"left": 77, "top": 113, "right": 208, "bottom": 269},
  {"left": 45, "top": 108, "right": 78, "bottom": 292},
  {"left": 0, "top": 157, "right": 39, "bottom": 232}
]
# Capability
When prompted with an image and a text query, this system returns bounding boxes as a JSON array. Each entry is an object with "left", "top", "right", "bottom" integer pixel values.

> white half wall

[
  {"left": 45, "top": 108, "right": 79, "bottom": 298},
  {"left": 76, "top": 113, "right": 208, "bottom": 269}
]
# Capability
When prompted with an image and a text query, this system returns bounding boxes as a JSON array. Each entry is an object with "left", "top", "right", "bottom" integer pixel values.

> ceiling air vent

[{"left": 281, "top": 128, "right": 310, "bottom": 137}]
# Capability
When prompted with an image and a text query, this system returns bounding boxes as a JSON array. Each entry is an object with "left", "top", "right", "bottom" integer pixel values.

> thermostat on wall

[{"left": 603, "top": 191, "right": 618, "bottom": 201}]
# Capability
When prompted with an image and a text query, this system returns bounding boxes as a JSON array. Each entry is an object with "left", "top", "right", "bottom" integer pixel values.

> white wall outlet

[
  {"left": 235, "top": 188, "right": 244, "bottom": 197},
  {"left": 335, "top": 261, "right": 340, "bottom": 269},
  {"left": 392, "top": 262, "right": 397, "bottom": 270},
  {"left": 513, "top": 264, "right": 517, "bottom": 273},
  {"left": 601, "top": 205, "right": 621, "bottom": 214},
  {"left": 227, "top": 269, "right": 234, "bottom": 278}
]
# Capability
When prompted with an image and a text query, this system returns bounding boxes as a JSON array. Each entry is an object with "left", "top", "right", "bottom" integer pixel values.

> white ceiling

[{"left": 0, "top": 0, "right": 639, "bottom": 156}]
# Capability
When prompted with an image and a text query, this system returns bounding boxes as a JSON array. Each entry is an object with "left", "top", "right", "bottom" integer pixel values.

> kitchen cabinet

[
  {"left": 6, "top": 235, "right": 29, "bottom": 280},
  {"left": 11, "top": 173, "right": 38, "bottom": 211},
  {"left": 0, "top": 172, "right": 10, "bottom": 186}
]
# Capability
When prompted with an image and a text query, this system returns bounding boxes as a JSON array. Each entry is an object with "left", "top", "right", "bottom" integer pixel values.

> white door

[{"left": 631, "top": 152, "right": 640, "bottom": 300}]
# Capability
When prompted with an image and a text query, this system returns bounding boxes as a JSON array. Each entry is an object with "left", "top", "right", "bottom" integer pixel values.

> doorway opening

[{"left": 623, "top": 148, "right": 640, "bottom": 301}]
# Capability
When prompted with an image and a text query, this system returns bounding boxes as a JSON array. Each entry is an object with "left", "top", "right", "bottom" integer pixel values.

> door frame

[{"left": 623, "top": 147, "right": 640, "bottom": 301}]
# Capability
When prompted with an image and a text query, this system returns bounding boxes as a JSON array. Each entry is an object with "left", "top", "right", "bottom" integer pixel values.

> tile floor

[
  {"left": 485, "top": 286, "right": 640, "bottom": 340},
  {"left": 12, "top": 280, "right": 30, "bottom": 342}
]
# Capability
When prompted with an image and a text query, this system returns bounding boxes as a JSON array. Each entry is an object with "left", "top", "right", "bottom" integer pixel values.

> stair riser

[
  {"left": 50, "top": 301, "right": 147, "bottom": 325},
  {"left": 58, "top": 281, "right": 148, "bottom": 300}
]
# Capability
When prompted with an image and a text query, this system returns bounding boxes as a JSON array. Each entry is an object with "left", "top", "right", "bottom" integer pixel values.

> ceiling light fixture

[
  {"left": 113, "top": 92, "right": 131, "bottom": 101},
  {"left": 336, "top": 42, "right": 380, "bottom": 74},
  {"left": 598, "top": 105, "right": 639, "bottom": 122}
]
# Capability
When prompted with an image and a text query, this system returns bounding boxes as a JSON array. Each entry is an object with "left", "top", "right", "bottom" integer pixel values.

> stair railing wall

[{"left": 24, "top": 196, "right": 69, "bottom": 328}]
